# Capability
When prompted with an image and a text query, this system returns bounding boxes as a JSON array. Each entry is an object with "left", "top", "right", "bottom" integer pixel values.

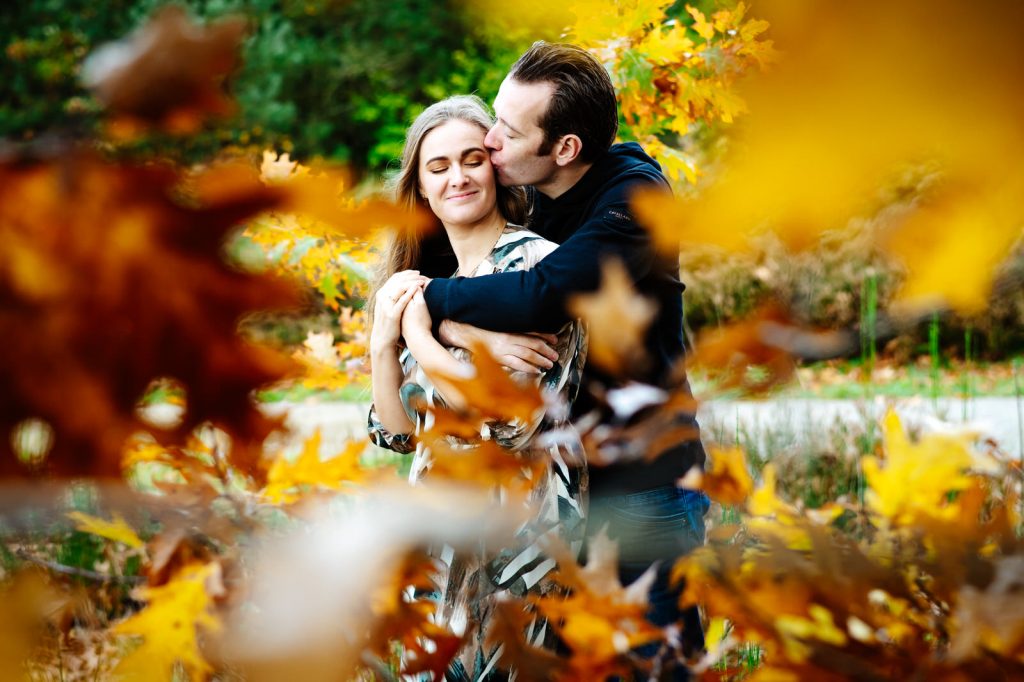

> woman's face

[{"left": 417, "top": 119, "right": 500, "bottom": 229}]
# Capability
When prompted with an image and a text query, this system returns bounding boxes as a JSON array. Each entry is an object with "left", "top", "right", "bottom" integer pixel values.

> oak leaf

[
  {"left": 535, "top": 530, "right": 663, "bottom": 679},
  {"left": 261, "top": 431, "right": 367, "bottom": 505},
  {"left": 113, "top": 561, "right": 223, "bottom": 681}
]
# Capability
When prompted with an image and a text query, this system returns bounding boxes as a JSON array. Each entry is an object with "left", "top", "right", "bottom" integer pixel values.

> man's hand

[{"left": 439, "top": 320, "right": 559, "bottom": 373}]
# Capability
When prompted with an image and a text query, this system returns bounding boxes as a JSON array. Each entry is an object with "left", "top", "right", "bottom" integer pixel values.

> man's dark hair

[{"left": 508, "top": 41, "right": 618, "bottom": 164}]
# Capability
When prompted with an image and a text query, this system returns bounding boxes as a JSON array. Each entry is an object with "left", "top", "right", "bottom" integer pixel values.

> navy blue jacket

[
  {"left": 424, "top": 143, "right": 684, "bottom": 381},
  {"left": 423, "top": 143, "right": 703, "bottom": 492}
]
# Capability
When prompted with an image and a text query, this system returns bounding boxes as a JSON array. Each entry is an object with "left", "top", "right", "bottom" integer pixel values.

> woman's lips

[{"left": 446, "top": 190, "right": 478, "bottom": 201}]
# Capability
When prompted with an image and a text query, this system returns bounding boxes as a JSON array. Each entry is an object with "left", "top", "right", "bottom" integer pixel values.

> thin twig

[{"left": 15, "top": 549, "right": 145, "bottom": 585}]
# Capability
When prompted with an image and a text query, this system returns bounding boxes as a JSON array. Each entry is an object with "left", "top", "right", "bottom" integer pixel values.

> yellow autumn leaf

[
  {"left": 114, "top": 562, "right": 222, "bottom": 680},
  {"left": 747, "top": 464, "right": 794, "bottom": 518},
  {"left": 775, "top": 604, "right": 848, "bottom": 648},
  {"left": 862, "top": 410, "right": 976, "bottom": 526},
  {"left": 648, "top": 0, "right": 1024, "bottom": 319},
  {"left": 687, "top": 5, "right": 716, "bottom": 41},
  {"left": 67, "top": 510, "right": 144, "bottom": 549},
  {"left": 704, "top": 616, "right": 730, "bottom": 650},
  {"left": 261, "top": 431, "right": 367, "bottom": 505},
  {"left": 885, "top": 182, "right": 1024, "bottom": 314},
  {"left": 635, "top": 20, "right": 694, "bottom": 66}
]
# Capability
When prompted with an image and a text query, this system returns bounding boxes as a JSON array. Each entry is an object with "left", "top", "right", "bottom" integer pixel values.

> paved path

[
  {"left": 699, "top": 396, "right": 1024, "bottom": 460},
  {"left": 264, "top": 395, "right": 1024, "bottom": 461}
]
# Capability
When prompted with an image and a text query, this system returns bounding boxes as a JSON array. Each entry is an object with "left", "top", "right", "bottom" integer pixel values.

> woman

[{"left": 366, "top": 95, "right": 586, "bottom": 679}]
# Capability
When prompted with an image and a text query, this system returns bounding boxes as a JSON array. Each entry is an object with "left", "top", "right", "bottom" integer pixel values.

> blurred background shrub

[{"left": 0, "top": 0, "right": 523, "bottom": 172}]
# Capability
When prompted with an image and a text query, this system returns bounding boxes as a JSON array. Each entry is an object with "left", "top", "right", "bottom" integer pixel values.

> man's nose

[{"left": 484, "top": 125, "right": 501, "bottom": 151}]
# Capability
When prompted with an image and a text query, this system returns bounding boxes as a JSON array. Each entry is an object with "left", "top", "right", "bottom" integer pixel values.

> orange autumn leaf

[
  {"left": 486, "top": 599, "right": 567, "bottom": 680},
  {"left": 416, "top": 430, "right": 544, "bottom": 495},
  {"left": 82, "top": 6, "right": 246, "bottom": 135},
  {"left": 569, "top": 258, "right": 657, "bottom": 376},
  {"left": 0, "top": 151, "right": 300, "bottom": 479},
  {"left": 679, "top": 445, "right": 752, "bottom": 506},
  {"left": 430, "top": 340, "right": 545, "bottom": 425},
  {"left": 362, "top": 551, "right": 465, "bottom": 680},
  {"left": 113, "top": 562, "right": 223, "bottom": 680},
  {"left": 536, "top": 530, "right": 663, "bottom": 679}
]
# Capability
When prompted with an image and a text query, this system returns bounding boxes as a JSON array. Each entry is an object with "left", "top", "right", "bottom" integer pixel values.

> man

[{"left": 422, "top": 41, "right": 708, "bottom": 672}]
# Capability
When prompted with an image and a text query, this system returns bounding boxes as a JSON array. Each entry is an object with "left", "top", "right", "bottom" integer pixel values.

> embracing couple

[{"left": 367, "top": 41, "right": 708, "bottom": 680}]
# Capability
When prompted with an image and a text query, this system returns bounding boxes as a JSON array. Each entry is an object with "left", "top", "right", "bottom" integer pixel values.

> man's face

[{"left": 484, "top": 77, "right": 560, "bottom": 192}]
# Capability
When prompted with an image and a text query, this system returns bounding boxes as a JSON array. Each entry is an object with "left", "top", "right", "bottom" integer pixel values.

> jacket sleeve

[{"left": 423, "top": 176, "right": 665, "bottom": 333}]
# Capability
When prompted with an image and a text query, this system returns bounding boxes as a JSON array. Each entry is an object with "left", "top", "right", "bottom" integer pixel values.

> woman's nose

[{"left": 449, "top": 166, "right": 467, "bottom": 185}]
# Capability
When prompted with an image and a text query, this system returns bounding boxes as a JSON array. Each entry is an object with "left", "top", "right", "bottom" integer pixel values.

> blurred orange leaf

[
  {"left": 680, "top": 445, "right": 752, "bottom": 506},
  {"left": 431, "top": 340, "right": 545, "bottom": 425},
  {"left": 537, "top": 530, "right": 662, "bottom": 679},
  {"left": 569, "top": 258, "right": 656, "bottom": 376},
  {"left": 689, "top": 305, "right": 850, "bottom": 395},
  {"left": 0, "top": 152, "right": 299, "bottom": 479}
]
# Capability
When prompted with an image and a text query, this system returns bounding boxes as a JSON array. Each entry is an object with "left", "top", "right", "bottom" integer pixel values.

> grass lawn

[{"left": 690, "top": 356, "right": 1024, "bottom": 400}]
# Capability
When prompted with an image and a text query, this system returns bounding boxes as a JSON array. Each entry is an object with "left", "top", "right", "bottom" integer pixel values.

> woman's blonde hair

[{"left": 369, "top": 95, "right": 528, "bottom": 322}]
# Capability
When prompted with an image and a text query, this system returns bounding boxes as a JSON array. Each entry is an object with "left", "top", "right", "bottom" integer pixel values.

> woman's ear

[{"left": 553, "top": 134, "right": 584, "bottom": 167}]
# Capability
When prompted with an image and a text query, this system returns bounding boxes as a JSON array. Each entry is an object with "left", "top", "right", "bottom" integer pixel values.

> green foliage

[
  {"left": 0, "top": 0, "right": 529, "bottom": 172},
  {"left": 54, "top": 530, "right": 107, "bottom": 577}
]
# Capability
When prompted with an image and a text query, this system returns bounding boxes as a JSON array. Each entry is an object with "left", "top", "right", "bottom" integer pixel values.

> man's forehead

[{"left": 495, "top": 78, "right": 554, "bottom": 129}]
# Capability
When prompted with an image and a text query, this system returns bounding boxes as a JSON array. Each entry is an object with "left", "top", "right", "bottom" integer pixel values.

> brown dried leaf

[
  {"left": 689, "top": 305, "right": 848, "bottom": 395},
  {"left": 486, "top": 598, "right": 567, "bottom": 680},
  {"left": 82, "top": 6, "right": 247, "bottom": 134}
]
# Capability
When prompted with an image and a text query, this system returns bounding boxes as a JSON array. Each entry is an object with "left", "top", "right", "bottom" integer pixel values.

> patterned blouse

[{"left": 366, "top": 224, "right": 588, "bottom": 680}]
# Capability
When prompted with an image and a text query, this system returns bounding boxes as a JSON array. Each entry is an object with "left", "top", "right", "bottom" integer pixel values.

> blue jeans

[{"left": 586, "top": 486, "right": 711, "bottom": 680}]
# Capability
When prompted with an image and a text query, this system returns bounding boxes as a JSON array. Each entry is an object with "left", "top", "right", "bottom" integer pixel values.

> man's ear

[{"left": 553, "top": 134, "right": 583, "bottom": 167}]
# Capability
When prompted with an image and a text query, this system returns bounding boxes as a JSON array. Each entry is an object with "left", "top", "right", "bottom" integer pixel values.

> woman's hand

[
  {"left": 401, "top": 289, "right": 433, "bottom": 342},
  {"left": 370, "top": 270, "right": 428, "bottom": 352}
]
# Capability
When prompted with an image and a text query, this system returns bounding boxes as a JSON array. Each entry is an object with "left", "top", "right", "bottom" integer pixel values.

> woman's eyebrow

[{"left": 423, "top": 147, "right": 487, "bottom": 165}]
